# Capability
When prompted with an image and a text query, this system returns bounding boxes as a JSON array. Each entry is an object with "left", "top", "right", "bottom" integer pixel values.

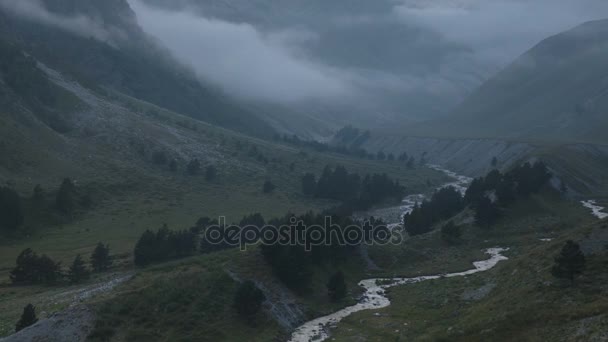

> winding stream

[
  {"left": 288, "top": 248, "right": 508, "bottom": 342},
  {"left": 288, "top": 167, "right": 495, "bottom": 342},
  {"left": 288, "top": 167, "right": 607, "bottom": 342},
  {"left": 581, "top": 200, "right": 608, "bottom": 219}
]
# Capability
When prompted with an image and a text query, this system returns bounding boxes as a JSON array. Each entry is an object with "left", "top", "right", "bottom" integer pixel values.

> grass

[
  {"left": 0, "top": 91, "right": 449, "bottom": 338},
  {"left": 329, "top": 192, "right": 607, "bottom": 341}
]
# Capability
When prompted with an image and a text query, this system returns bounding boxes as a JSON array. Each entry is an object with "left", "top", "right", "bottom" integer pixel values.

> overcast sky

[
  {"left": 3, "top": 0, "right": 607, "bottom": 109},
  {"left": 394, "top": 0, "right": 608, "bottom": 64},
  {"left": 127, "top": 0, "right": 608, "bottom": 105}
]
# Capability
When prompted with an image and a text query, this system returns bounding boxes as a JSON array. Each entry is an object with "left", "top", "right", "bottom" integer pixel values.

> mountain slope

[
  {"left": 0, "top": 0, "right": 276, "bottom": 138},
  {"left": 412, "top": 19, "right": 608, "bottom": 144},
  {"left": 138, "top": 0, "right": 493, "bottom": 133}
]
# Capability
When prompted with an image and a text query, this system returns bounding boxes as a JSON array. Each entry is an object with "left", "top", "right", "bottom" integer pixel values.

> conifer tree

[
  {"left": 0, "top": 186, "right": 24, "bottom": 231},
  {"left": 15, "top": 304, "right": 38, "bottom": 332},
  {"left": 263, "top": 180, "right": 276, "bottom": 194},
  {"left": 205, "top": 165, "right": 217, "bottom": 181},
  {"left": 552, "top": 240, "right": 586, "bottom": 283},
  {"left": 234, "top": 280, "right": 266, "bottom": 319},
  {"left": 301, "top": 173, "right": 316, "bottom": 196},
  {"left": 327, "top": 271, "right": 347, "bottom": 302},
  {"left": 68, "top": 254, "right": 90, "bottom": 283},
  {"left": 475, "top": 196, "right": 500, "bottom": 228},
  {"left": 56, "top": 178, "right": 75, "bottom": 215},
  {"left": 90, "top": 243, "right": 112, "bottom": 272},
  {"left": 441, "top": 221, "right": 462, "bottom": 245}
]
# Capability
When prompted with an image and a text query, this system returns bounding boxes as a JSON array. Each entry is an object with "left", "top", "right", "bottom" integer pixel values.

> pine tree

[
  {"left": 15, "top": 304, "right": 38, "bottom": 332},
  {"left": 0, "top": 186, "right": 24, "bottom": 232},
  {"left": 68, "top": 254, "right": 90, "bottom": 283},
  {"left": 406, "top": 157, "right": 416, "bottom": 169},
  {"left": 475, "top": 196, "right": 500, "bottom": 228},
  {"left": 441, "top": 221, "right": 462, "bottom": 245},
  {"left": 262, "top": 180, "right": 276, "bottom": 194},
  {"left": 301, "top": 173, "right": 316, "bottom": 196},
  {"left": 205, "top": 165, "right": 217, "bottom": 181},
  {"left": 186, "top": 159, "right": 201, "bottom": 175},
  {"left": 10, "top": 249, "right": 62, "bottom": 285},
  {"left": 552, "top": 240, "right": 585, "bottom": 283},
  {"left": 56, "top": 178, "right": 75, "bottom": 216},
  {"left": 559, "top": 180, "right": 568, "bottom": 194},
  {"left": 234, "top": 280, "right": 266, "bottom": 319},
  {"left": 168, "top": 159, "right": 178, "bottom": 172},
  {"left": 32, "top": 184, "right": 45, "bottom": 202},
  {"left": 90, "top": 243, "right": 112, "bottom": 272},
  {"left": 327, "top": 271, "right": 347, "bottom": 302},
  {"left": 134, "top": 230, "right": 156, "bottom": 266}
]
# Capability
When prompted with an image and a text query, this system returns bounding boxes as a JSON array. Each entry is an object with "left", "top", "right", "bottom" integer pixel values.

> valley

[{"left": 1, "top": 1, "right": 608, "bottom": 341}]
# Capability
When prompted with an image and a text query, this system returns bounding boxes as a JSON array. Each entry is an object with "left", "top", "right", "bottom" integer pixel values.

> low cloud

[
  {"left": 129, "top": 0, "right": 351, "bottom": 104},
  {"left": 0, "top": 0, "right": 124, "bottom": 45},
  {"left": 394, "top": 0, "right": 608, "bottom": 64}
]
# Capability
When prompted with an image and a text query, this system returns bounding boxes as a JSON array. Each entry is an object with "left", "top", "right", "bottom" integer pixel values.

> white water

[
  {"left": 288, "top": 248, "right": 509, "bottom": 342},
  {"left": 288, "top": 167, "right": 489, "bottom": 342},
  {"left": 379, "top": 165, "right": 472, "bottom": 230},
  {"left": 581, "top": 200, "right": 608, "bottom": 219}
]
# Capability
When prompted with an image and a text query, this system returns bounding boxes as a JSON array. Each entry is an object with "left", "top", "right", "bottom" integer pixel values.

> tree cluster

[
  {"left": 260, "top": 210, "right": 369, "bottom": 294},
  {"left": 277, "top": 133, "right": 370, "bottom": 159},
  {"left": 15, "top": 304, "right": 38, "bottom": 332},
  {"left": 327, "top": 271, "right": 347, "bottom": 302},
  {"left": 9, "top": 243, "right": 113, "bottom": 285},
  {"left": 440, "top": 221, "right": 462, "bottom": 245},
  {"left": 134, "top": 225, "right": 197, "bottom": 266},
  {"left": 552, "top": 240, "right": 585, "bottom": 283},
  {"left": 0, "top": 186, "right": 24, "bottom": 232},
  {"left": 233, "top": 280, "right": 266, "bottom": 321},
  {"left": 10, "top": 248, "right": 62, "bottom": 285},
  {"left": 302, "top": 165, "right": 405, "bottom": 210},
  {"left": 465, "top": 161, "right": 552, "bottom": 228},
  {"left": 403, "top": 186, "right": 464, "bottom": 236},
  {"left": 465, "top": 162, "right": 552, "bottom": 207}
]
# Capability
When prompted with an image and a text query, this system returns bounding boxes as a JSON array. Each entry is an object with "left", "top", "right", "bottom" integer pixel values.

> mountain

[
  {"left": 0, "top": 0, "right": 276, "bottom": 137},
  {"left": 137, "top": 0, "right": 494, "bottom": 134},
  {"left": 415, "top": 19, "right": 608, "bottom": 144}
]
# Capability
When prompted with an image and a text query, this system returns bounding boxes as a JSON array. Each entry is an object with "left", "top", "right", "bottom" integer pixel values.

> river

[{"left": 288, "top": 167, "right": 503, "bottom": 342}]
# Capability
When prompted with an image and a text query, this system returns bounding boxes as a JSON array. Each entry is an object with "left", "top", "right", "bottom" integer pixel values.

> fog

[
  {"left": 0, "top": 0, "right": 125, "bottom": 45},
  {"left": 129, "top": 0, "right": 608, "bottom": 109},
  {"left": 394, "top": 0, "right": 608, "bottom": 64},
  {"left": 2, "top": 0, "right": 607, "bottom": 118},
  {"left": 129, "top": 0, "right": 352, "bottom": 104}
]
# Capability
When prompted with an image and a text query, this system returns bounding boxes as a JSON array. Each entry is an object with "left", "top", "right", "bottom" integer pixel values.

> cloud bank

[
  {"left": 0, "top": 0, "right": 125, "bottom": 45},
  {"left": 129, "top": 0, "right": 351, "bottom": 104},
  {"left": 394, "top": 0, "right": 608, "bottom": 64}
]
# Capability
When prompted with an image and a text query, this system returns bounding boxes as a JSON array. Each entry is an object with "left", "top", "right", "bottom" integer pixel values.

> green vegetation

[
  {"left": 133, "top": 226, "right": 197, "bottom": 266},
  {"left": 306, "top": 165, "right": 406, "bottom": 210},
  {"left": 404, "top": 186, "right": 464, "bottom": 236},
  {"left": 9, "top": 249, "right": 62, "bottom": 285},
  {"left": 15, "top": 304, "right": 37, "bottom": 333},
  {"left": 233, "top": 281, "right": 266, "bottom": 321},
  {"left": 0, "top": 187, "right": 24, "bottom": 232},
  {"left": 327, "top": 271, "right": 347, "bottom": 302},
  {"left": 331, "top": 190, "right": 605, "bottom": 341},
  {"left": 90, "top": 243, "right": 112, "bottom": 273},
  {"left": 67, "top": 255, "right": 90, "bottom": 284},
  {"left": 551, "top": 240, "right": 586, "bottom": 283}
]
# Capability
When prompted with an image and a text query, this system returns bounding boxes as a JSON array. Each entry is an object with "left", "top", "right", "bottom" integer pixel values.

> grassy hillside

[
  {"left": 0, "top": 2, "right": 275, "bottom": 138},
  {"left": 407, "top": 19, "right": 608, "bottom": 144},
  {"left": 331, "top": 192, "right": 607, "bottom": 341},
  {"left": 0, "top": 49, "right": 448, "bottom": 338}
]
